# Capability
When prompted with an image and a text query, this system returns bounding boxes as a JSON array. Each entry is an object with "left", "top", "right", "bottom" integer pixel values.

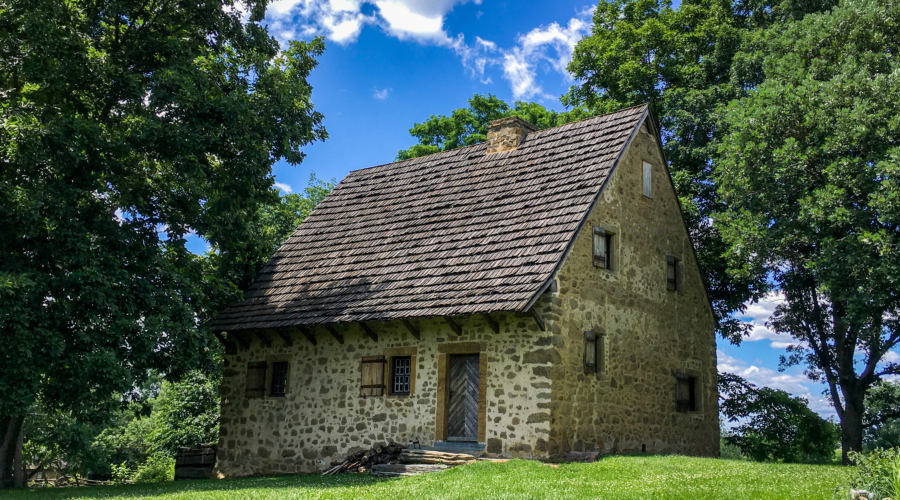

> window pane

[
  {"left": 392, "top": 357, "right": 411, "bottom": 395},
  {"left": 271, "top": 362, "right": 288, "bottom": 397},
  {"left": 643, "top": 162, "right": 652, "bottom": 198},
  {"left": 605, "top": 234, "right": 612, "bottom": 270}
]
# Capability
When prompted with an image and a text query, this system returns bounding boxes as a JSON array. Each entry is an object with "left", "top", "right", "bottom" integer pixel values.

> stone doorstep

[{"left": 423, "top": 441, "right": 486, "bottom": 456}]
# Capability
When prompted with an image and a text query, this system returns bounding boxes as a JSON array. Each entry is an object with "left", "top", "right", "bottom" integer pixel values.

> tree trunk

[
  {"left": 840, "top": 396, "right": 865, "bottom": 465},
  {"left": 0, "top": 414, "right": 26, "bottom": 489}
]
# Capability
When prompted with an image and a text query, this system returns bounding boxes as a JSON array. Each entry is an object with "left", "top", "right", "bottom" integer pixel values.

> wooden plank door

[{"left": 447, "top": 354, "right": 479, "bottom": 441}]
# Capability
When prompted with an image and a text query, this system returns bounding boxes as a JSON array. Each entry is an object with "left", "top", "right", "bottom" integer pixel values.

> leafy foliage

[
  {"left": 0, "top": 0, "right": 326, "bottom": 419},
  {"left": 848, "top": 448, "right": 900, "bottom": 500},
  {"left": 254, "top": 174, "right": 335, "bottom": 258},
  {"left": 0, "top": 0, "right": 326, "bottom": 485},
  {"left": 145, "top": 371, "right": 220, "bottom": 457},
  {"left": 396, "top": 94, "right": 585, "bottom": 160},
  {"left": 718, "top": 373, "right": 839, "bottom": 463},
  {"left": 563, "top": 0, "right": 835, "bottom": 342},
  {"left": 864, "top": 381, "right": 900, "bottom": 451},
  {"left": 714, "top": 0, "right": 900, "bottom": 460},
  {"left": 130, "top": 454, "right": 175, "bottom": 484}
]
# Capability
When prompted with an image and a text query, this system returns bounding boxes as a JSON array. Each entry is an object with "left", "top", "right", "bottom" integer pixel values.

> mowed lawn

[{"left": 7, "top": 456, "right": 852, "bottom": 500}]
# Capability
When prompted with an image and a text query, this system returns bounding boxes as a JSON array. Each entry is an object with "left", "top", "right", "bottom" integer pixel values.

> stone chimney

[{"left": 486, "top": 116, "right": 538, "bottom": 154}]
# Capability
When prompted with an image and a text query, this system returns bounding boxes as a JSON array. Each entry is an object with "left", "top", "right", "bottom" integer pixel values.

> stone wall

[
  {"left": 544, "top": 121, "right": 720, "bottom": 457},
  {"left": 215, "top": 310, "right": 556, "bottom": 476}
]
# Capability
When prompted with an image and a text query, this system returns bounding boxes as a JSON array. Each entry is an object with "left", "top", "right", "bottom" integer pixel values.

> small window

[
  {"left": 676, "top": 375, "right": 697, "bottom": 412},
  {"left": 270, "top": 361, "right": 288, "bottom": 397},
  {"left": 643, "top": 161, "right": 652, "bottom": 198},
  {"left": 245, "top": 361, "right": 267, "bottom": 398},
  {"left": 584, "top": 331, "right": 605, "bottom": 374},
  {"left": 592, "top": 226, "right": 613, "bottom": 270},
  {"left": 666, "top": 255, "right": 678, "bottom": 291},
  {"left": 361, "top": 355, "right": 386, "bottom": 397},
  {"left": 584, "top": 331, "right": 598, "bottom": 373},
  {"left": 391, "top": 356, "right": 411, "bottom": 395}
]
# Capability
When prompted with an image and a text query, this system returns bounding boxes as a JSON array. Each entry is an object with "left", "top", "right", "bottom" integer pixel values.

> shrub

[
  {"left": 849, "top": 448, "right": 900, "bottom": 500},
  {"left": 147, "top": 371, "right": 220, "bottom": 456},
  {"left": 111, "top": 462, "right": 131, "bottom": 485},
  {"left": 131, "top": 454, "right": 175, "bottom": 483}
]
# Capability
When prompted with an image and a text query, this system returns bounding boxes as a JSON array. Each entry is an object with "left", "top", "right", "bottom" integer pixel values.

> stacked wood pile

[
  {"left": 175, "top": 443, "right": 216, "bottom": 480},
  {"left": 323, "top": 442, "right": 404, "bottom": 475},
  {"left": 323, "top": 445, "right": 478, "bottom": 477}
]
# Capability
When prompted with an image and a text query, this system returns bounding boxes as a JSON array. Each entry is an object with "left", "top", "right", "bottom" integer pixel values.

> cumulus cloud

[
  {"left": 274, "top": 182, "right": 293, "bottom": 193},
  {"left": 498, "top": 15, "right": 591, "bottom": 100},
  {"left": 263, "top": 1, "right": 594, "bottom": 99},
  {"left": 738, "top": 292, "right": 808, "bottom": 350},
  {"left": 265, "top": 0, "right": 482, "bottom": 46},
  {"left": 718, "top": 350, "right": 835, "bottom": 417}
]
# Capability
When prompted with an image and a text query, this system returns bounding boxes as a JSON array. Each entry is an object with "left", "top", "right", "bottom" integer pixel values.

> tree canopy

[
  {"left": 0, "top": 0, "right": 326, "bottom": 487},
  {"left": 564, "top": 0, "right": 836, "bottom": 342},
  {"left": 714, "top": 0, "right": 900, "bottom": 462}
]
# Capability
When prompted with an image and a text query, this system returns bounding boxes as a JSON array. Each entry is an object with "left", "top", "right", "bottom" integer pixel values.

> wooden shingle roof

[{"left": 211, "top": 104, "right": 650, "bottom": 332}]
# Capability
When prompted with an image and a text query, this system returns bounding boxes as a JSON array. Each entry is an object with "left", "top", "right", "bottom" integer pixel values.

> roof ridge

[{"left": 346, "top": 103, "right": 650, "bottom": 175}]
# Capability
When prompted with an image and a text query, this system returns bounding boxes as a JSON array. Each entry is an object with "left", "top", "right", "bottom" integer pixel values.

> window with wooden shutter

[
  {"left": 593, "top": 226, "right": 612, "bottom": 270},
  {"left": 666, "top": 255, "right": 678, "bottom": 291},
  {"left": 675, "top": 374, "right": 697, "bottom": 412},
  {"left": 361, "top": 355, "right": 386, "bottom": 397},
  {"left": 245, "top": 361, "right": 267, "bottom": 398},
  {"left": 643, "top": 161, "right": 652, "bottom": 198}
]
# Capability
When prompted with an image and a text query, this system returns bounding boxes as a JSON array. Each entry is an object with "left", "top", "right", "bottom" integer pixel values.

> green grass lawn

[{"left": 6, "top": 456, "right": 852, "bottom": 500}]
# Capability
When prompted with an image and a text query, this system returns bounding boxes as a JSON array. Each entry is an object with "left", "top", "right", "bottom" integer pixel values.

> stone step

[{"left": 420, "top": 441, "right": 485, "bottom": 456}]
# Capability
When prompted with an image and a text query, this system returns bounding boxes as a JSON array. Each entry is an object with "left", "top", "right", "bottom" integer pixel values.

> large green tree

[
  {"left": 564, "top": 0, "right": 835, "bottom": 341},
  {"left": 0, "top": 0, "right": 326, "bottom": 487},
  {"left": 715, "top": 0, "right": 900, "bottom": 463}
]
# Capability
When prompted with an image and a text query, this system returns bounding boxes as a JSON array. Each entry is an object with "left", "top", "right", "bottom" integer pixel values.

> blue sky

[{"left": 193, "top": 0, "right": 898, "bottom": 419}]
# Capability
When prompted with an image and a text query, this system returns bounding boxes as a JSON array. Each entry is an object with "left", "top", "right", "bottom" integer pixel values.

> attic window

[
  {"left": 593, "top": 226, "right": 612, "bottom": 270},
  {"left": 666, "top": 256, "right": 679, "bottom": 291},
  {"left": 643, "top": 161, "right": 652, "bottom": 198}
]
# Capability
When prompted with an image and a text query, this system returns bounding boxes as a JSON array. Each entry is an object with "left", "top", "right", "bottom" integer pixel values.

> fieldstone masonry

[{"left": 214, "top": 115, "right": 719, "bottom": 477}]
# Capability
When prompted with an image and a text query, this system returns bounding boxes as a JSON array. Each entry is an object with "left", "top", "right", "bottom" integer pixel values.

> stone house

[{"left": 210, "top": 104, "right": 720, "bottom": 477}]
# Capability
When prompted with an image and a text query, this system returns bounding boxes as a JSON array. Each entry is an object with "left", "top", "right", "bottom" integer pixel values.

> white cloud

[
  {"left": 883, "top": 350, "right": 900, "bottom": 364},
  {"left": 498, "top": 15, "right": 590, "bottom": 100},
  {"left": 737, "top": 292, "right": 808, "bottom": 350},
  {"left": 718, "top": 350, "right": 835, "bottom": 417},
  {"left": 265, "top": 0, "right": 481, "bottom": 46},
  {"left": 373, "top": 87, "right": 391, "bottom": 100},
  {"left": 263, "top": 1, "right": 594, "bottom": 99},
  {"left": 274, "top": 182, "right": 293, "bottom": 193}
]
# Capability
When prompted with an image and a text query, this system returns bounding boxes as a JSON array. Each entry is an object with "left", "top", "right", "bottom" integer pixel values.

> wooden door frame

[{"left": 435, "top": 342, "right": 488, "bottom": 443}]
